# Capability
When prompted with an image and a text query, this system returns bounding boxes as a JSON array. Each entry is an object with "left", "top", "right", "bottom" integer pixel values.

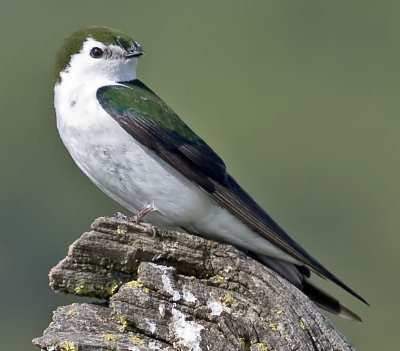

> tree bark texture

[{"left": 33, "top": 217, "right": 355, "bottom": 351}]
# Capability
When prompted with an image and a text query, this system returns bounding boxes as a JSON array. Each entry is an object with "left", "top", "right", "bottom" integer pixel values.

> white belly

[{"left": 54, "top": 79, "right": 295, "bottom": 263}]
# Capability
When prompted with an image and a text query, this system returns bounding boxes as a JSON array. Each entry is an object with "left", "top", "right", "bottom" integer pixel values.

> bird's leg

[
  {"left": 132, "top": 202, "right": 157, "bottom": 236},
  {"left": 132, "top": 201, "right": 156, "bottom": 224},
  {"left": 115, "top": 201, "right": 155, "bottom": 223},
  {"left": 115, "top": 203, "right": 157, "bottom": 235},
  {"left": 133, "top": 206, "right": 152, "bottom": 223}
]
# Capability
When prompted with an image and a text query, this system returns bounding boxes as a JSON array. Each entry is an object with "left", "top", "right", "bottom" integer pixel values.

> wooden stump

[{"left": 32, "top": 217, "right": 355, "bottom": 351}]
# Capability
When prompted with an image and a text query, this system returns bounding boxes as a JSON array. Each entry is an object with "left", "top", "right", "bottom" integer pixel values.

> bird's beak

[{"left": 125, "top": 43, "right": 144, "bottom": 58}]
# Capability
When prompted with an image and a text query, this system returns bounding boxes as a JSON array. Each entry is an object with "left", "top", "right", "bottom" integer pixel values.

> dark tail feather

[
  {"left": 302, "top": 280, "right": 362, "bottom": 322},
  {"left": 250, "top": 253, "right": 363, "bottom": 322}
]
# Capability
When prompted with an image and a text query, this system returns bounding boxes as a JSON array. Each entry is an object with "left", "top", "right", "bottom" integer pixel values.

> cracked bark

[{"left": 33, "top": 216, "right": 355, "bottom": 351}]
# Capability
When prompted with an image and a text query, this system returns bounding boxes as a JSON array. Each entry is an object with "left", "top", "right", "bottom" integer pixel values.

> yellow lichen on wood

[
  {"left": 221, "top": 293, "right": 235, "bottom": 307},
  {"left": 67, "top": 309, "right": 76, "bottom": 316},
  {"left": 257, "top": 343, "right": 269, "bottom": 351},
  {"left": 126, "top": 280, "right": 150, "bottom": 293},
  {"left": 217, "top": 275, "right": 226, "bottom": 281},
  {"left": 119, "top": 315, "right": 128, "bottom": 331},
  {"left": 103, "top": 333, "right": 119, "bottom": 341},
  {"left": 60, "top": 341, "right": 77, "bottom": 351},
  {"left": 116, "top": 224, "right": 128, "bottom": 234},
  {"left": 223, "top": 266, "right": 232, "bottom": 273},
  {"left": 108, "top": 282, "right": 119, "bottom": 295},
  {"left": 74, "top": 283, "right": 88, "bottom": 295},
  {"left": 126, "top": 280, "right": 143, "bottom": 289},
  {"left": 300, "top": 319, "right": 307, "bottom": 330},
  {"left": 269, "top": 323, "right": 277, "bottom": 331},
  {"left": 131, "top": 335, "right": 144, "bottom": 345}
]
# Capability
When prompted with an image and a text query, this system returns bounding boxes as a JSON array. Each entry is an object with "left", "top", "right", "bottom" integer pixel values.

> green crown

[{"left": 55, "top": 26, "right": 136, "bottom": 81}]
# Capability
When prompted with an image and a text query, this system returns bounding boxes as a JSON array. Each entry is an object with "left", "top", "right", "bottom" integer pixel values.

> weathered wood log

[{"left": 33, "top": 217, "right": 355, "bottom": 351}]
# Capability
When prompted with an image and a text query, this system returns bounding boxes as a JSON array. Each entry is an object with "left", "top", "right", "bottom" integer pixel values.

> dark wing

[
  {"left": 98, "top": 80, "right": 226, "bottom": 193},
  {"left": 97, "top": 80, "right": 367, "bottom": 305}
]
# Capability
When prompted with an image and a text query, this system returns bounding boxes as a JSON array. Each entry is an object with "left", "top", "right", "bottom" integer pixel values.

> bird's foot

[
  {"left": 115, "top": 212, "right": 131, "bottom": 221},
  {"left": 132, "top": 203, "right": 153, "bottom": 224},
  {"left": 115, "top": 203, "right": 157, "bottom": 236},
  {"left": 132, "top": 203, "right": 157, "bottom": 236}
]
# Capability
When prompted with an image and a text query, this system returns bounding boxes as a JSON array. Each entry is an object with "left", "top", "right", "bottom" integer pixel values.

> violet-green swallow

[{"left": 54, "top": 26, "right": 367, "bottom": 321}]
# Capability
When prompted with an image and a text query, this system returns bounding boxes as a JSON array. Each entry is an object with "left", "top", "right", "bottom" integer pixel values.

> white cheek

[{"left": 61, "top": 38, "right": 138, "bottom": 83}]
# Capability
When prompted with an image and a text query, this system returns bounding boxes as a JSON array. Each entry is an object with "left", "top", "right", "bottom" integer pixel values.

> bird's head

[{"left": 55, "top": 26, "right": 143, "bottom": 83}]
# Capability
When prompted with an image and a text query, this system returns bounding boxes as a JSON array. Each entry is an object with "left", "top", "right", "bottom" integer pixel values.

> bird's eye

[{"left": 90, "top": 47, "right": 104, "bottom": 58}]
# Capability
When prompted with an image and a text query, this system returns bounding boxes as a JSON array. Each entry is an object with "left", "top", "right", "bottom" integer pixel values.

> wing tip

[
  {"left": 323, "top": 269, "right": 369, "bottom": 306},
  {"left": 304, "top": 255, "right": 368, "bottom": 306},
  {"left": 338, "top": 303, "right": 363, "bottom": 323},
  {"left": 302, "top": 279, "right": 363, "bottom": 322}
]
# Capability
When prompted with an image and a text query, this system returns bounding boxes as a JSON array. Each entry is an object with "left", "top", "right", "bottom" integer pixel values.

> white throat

[{"left": 55, "top": 37, "right": 139, "bottom": 129}]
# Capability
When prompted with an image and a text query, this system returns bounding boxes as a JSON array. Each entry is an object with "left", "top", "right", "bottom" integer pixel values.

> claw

[{"left": 115, "top": 211, "right": 130, "bottom": 221}]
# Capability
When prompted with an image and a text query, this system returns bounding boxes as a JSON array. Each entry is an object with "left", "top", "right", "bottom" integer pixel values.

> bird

[{"left": 54, "top": 26, "right": 367, "bottom": 321}]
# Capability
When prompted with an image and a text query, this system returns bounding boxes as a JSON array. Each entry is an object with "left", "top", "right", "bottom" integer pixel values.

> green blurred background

[{"left": 0, "top": 0, "right": 398, "bottom": 349}]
